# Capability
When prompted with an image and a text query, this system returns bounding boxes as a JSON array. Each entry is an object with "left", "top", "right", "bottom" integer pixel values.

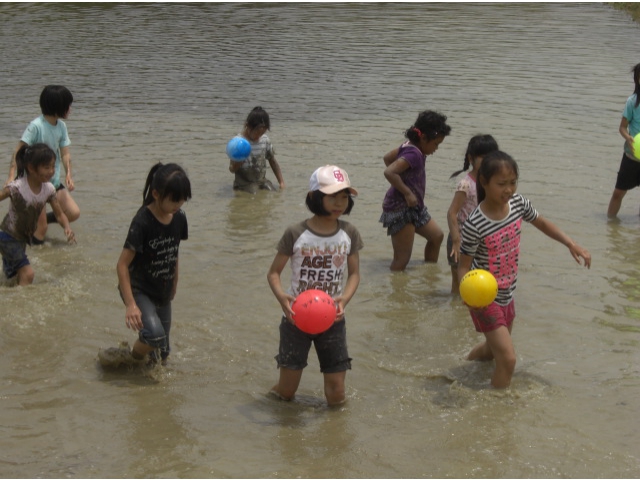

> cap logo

[{"left": 333, "top": 170, "right": 345, "bottom": 183}]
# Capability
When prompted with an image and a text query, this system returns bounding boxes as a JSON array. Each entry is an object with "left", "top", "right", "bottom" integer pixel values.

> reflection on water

[{"left": 0, "top": 2, "right": 639, "bottom": 478}]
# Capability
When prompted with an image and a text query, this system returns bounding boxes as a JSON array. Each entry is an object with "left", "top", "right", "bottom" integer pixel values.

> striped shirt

[{"left": 460, "top": 194, "right": 538, "bottom": 305}]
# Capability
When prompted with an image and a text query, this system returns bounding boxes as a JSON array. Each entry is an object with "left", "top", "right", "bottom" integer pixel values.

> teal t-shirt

[
  {"left": 623, "top": 94, "right": 640, "bottom": 160},
  {"left": 21, "top": 115, "right": 71, "bottom": 187}
]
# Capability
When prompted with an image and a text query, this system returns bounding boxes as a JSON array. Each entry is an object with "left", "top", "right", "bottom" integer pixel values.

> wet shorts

[
  {"left": 614, "top": 154, "right": 640, "bottom": 191},
  {"left": 470, "top": 299, "right": 516, "bottom": 333},
  {"left": 274, "top": 316, "right": 352, "bottom": 373},
  {"left": 379, "top": 206, "right": 431, "bottom": 236},
  {"left": 0, "top": 231, "right": 29, "bottom": 279}
]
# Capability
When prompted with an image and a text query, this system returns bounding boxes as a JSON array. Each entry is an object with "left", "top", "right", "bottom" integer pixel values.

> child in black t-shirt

[{"left": 114, "top": 162, "right": 191, "bottom": 365}]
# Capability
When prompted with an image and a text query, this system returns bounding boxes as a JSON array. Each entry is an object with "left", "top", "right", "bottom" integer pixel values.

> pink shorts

[{"left": 470, "top": 300, "right": 516, "bottom": 333}]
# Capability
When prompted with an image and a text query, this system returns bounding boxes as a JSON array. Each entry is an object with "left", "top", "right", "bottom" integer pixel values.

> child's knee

[{"left": 17, "top": 266, "right": 35, "bottom": 285}]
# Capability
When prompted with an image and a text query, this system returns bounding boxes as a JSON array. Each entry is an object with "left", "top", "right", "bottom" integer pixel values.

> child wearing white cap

[{"left": 267, "top": 165, "right": 363, "bottom": 406}]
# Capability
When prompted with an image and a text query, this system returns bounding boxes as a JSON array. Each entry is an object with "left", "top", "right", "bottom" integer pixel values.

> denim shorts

[
  {"left": 379, "top": 206, "right": 431, "bottom": 236},
  {"left": 0, "top": 231, "right": 29, "bottom": 279},
  {"left": 121, "top": 290, "right": 172, "bottom": 360},
  {"left": 275, "top": 316, "right": 352, "bottom": 373},
  {"left": 470, "top": 299, "right": 516, "bottom": 333}
]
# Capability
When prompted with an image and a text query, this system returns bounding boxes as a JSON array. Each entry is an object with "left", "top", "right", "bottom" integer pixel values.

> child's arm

[
  {"left": 447, "top": 191, "right": 467, "bottom": 263},
  {"left": 531, "top": 215, "right": 591, "bottom": 268},
  {"left": 383, "top": 147, "right": 399, "bottom": 166},
  {"left": 619, "top": 117, "right": 636, "bottom": 154},
  {"left": 268, "top": 156, "right": 286, "bottom": 190},
  {"left": 116, "top": 248, "right": 143, "bottom": 331},
  {"left": 171, "top": 258, "right": 179, "bottom": 301},
  {"left": 0, "top": 185, "right": 10, "bottom": 202},
  {"left": 267, "top": 252, "right": 295, "bottom": 321},
  {"left": 383, "top": 158, "right": 418, "bottom": 207},
  {"left": 334, "top": 251, "right": 360, "bottom": 321},
  {"left": 60, "top": 146, "right": 74, "bottom": 191},
  {"left": 49, "top": 196, "right": 75, "bottom": 244},
  {"left": 5, "top": 142, "right": 27, "bottom": 186},
  {"left": 457, "top": 253, "right": 473, "bottom": 287},
  {"left": 228, "top": 160, "right": 243, "bottom": 173}
]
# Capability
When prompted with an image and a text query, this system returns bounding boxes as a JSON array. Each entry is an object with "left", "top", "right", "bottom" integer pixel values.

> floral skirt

[{"left": 379, "top": 206, "right": 431, "bottom": 236}]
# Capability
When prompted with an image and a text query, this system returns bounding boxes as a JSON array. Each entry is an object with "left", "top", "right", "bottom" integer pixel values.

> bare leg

[
  {"left": 270, "top": 367, "right": 303, "bottom": 401},
  {"left": 16, "top": 264, "right": 35, "bottom": 286},
  {"left": 323, "top": 371, "right": 347, "bottom": 406},
  {"left": 389, "top": 224, "right": 416, "bottom": 271},
  {"left": 415, "top": 219, "right": 444, "bottom": 263},
  {"left": 608, "top": 188, "right": 627, "bottom": 218},
  {"left": 480, "top": 326, "right": 516, "bottom": 388},
  {"left": 56, "top": 189, "right": 80, "bottom": 223}
]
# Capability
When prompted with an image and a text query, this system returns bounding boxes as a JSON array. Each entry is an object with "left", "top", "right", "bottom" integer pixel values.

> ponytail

[
  {"left": 14, "top": 143, "right": 55, "bottom": 179},
  {"left": 142, "top": 162, "right": 192, "bottom": 206},
  {"left": 450, "top": 134, "right": 499, "bottom": 179}
]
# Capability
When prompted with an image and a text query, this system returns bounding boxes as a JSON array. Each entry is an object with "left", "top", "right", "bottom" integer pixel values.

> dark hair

[
  {"left": 142, "top": 163, "right": 192, "bottom": 206},
  {"left": 245, "top": 106, "right": 270, "bottom": 130},
  {"left": 305, "top": 189, "right": 354, "bottom": 216},
  {"left": 40, "top": 85, "right": 73, "bottom": 118},
  {"left": 476, "top": 150, "right": 519, "bottom": 203},
  {"left": 15, "top": 143, "right": 56, "bottom": 179},
  {"left": 632, "top": 63, "right": 640, "bottom": 108},
  {"left": 450, "top": 134, "right": 499, "bottom": 179},
  {"left": 405, "top": 110, "right": 451, "bottom": 144}
]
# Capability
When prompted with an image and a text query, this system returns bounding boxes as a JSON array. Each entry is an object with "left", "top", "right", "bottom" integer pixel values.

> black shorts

[
  {"left": 274, "top": 316, "right": 352, "bottom": 373},
  {"left": 614, "top": 154, "right": 640, "bottom": 191}
]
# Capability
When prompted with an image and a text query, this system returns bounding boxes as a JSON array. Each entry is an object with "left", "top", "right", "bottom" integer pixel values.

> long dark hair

[
  {"left": 142, "top": 163, "right": 192, "bottom": 206},
  {"left": 633, "top": 63, "right": 640, "bottom": 108},
  {"left": 450, "top": 134, "right": 499, "bottom": 179},
  {"left": 476, "top": 151, "right": 519, "bottom": 203},
  {"left": 15, "top": 143, "right": 55, "bottom": 179}
]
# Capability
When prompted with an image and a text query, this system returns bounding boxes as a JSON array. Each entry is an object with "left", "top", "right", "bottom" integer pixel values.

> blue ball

[{"left": 226, "top": 137, "right": 251, "bottom": 162}]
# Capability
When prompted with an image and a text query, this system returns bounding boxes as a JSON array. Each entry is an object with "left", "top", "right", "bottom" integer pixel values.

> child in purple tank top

[{"left": 379, "top": 110, "right": 451, "bottom": 271}]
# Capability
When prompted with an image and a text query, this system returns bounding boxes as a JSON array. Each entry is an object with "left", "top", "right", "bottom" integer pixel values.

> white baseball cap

[{"left": 309, "top": 165, "right": 358, "bottom": 196}]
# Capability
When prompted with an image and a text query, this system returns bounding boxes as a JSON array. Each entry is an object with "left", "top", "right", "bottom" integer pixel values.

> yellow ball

[
  {"left": 633, "top": 133, "right": 640, "bottom": 160},
  {"left": 460, "top": 269, "right": 498, "bottom": 308}
]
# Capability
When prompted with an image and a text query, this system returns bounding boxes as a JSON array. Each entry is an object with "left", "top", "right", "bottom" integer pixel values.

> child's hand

[
  {"left": 66, "top": 175, "right": 75, "bottom": 192},
  {"left": 334, "top": 297, "right": 346, "bottom": 321},
  {"left": 279, "top": 294, "right": 296, "bottom": 322},
  {"left": 65, "top": 228, "right": 76, "bottom": 245},
  {"left": 404, "top": 191, "right": 418, "bottom": 207},
  {"left": 125, "top": 304, "right": 142, "bottom": 331},
  {"left": 569, "top": 243, "right": 591, "bottom": 269},
  {"left": 449, "top": 239, "right": 460, "bottom": 263}
]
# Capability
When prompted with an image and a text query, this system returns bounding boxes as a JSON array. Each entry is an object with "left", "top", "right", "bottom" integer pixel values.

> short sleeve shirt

[
  {"left": 455, "top": 173, "right": 478, "bottom": 228},
  {"left": 21, "top": 115, "right": 70, "bottom": 188},
  {"left": 276, "top": 219, "right": 364, "bottom": 298},
  {"left": 124, "top": 206, "right": 189, "bottom": 304},
  {"left": 460, "top": 194, "right": 538, "bottom": 305},
  {"left": 0, "top": 177, "right": 56, "bottom": 243},
  {"left": 233, "top": 134, "right": 275, "bottom": 188},
  {"left": 382, "top": 142, "right": 427, "bottom": 212},
  {"left": 623, "top": 94, "right": 640, "bottom": 160}
]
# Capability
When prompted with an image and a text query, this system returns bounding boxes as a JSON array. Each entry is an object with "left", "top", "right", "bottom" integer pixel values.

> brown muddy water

[{"left": 0, "top": 3, "right": 639, "bottom": 478}]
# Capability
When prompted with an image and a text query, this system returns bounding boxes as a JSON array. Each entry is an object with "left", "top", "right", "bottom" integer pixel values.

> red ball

[{"left": 291, "top": 289, "right": 337, "bottom": 334}]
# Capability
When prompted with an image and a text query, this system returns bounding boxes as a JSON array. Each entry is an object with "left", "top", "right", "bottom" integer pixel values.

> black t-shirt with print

[{"left": 124, "top": 205, "right": 188, "bottom": 305}]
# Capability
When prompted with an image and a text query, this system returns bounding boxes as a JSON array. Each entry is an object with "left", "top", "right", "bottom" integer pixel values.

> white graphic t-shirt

[{"left": 276, "top": 219, "right": 364, "bottom": 298}]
